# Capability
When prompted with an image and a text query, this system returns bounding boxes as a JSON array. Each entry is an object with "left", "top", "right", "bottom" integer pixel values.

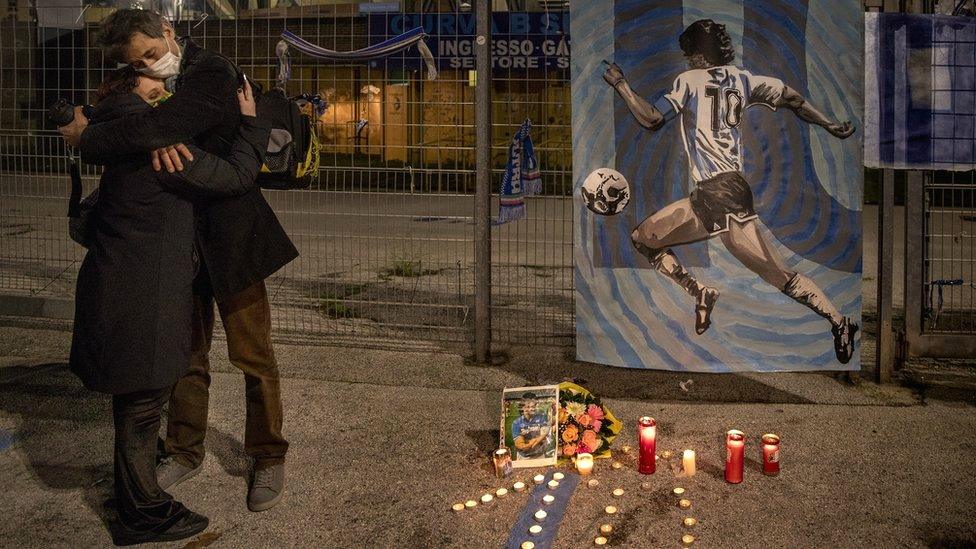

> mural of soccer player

[
  {"left": 511, "top": 395, "right": 554, "bottom": 460},
  {"left": 602, "top": 19, "right": 859, "bottom": 364}
]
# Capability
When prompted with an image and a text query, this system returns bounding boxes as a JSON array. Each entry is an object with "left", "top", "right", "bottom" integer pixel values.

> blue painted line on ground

[
  {"left": 505, "top": 471, "right": 580, "bottom": 549},
  {"left": 0, "top": 429, "right": 19, "bottom": 453}
]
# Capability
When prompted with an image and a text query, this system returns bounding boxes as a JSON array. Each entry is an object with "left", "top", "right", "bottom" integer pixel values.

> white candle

[
  {"left": 682, "top": 534, "right": 696, "bottom": 546},
  {"left": 587, "top": 479, "right": 600, "bottom": 488},
  {"left": 678, "top": 499, "right": 691, "bottom": 509},
  {"left": 594, "top": 537, "right": 608, "bottom": 546},
  {"left": 522, "top": 541, "right": 536, "bottom": 549},
  {"left": 451, "top": 503, "right": 465, "bottom": 512},
  {"left": 553, "top": 472, "right": 565, "bottom": 480},
  {"left": 604, "top": 505, "right": 618, "bottom": 515},
  {"left": 612, "top": 488, "right": 624, "bottom": 497},
  {"left": 683, "top": 517, "right": 697, "bottom": 528},
  {"left": 542, "top": 494, "right": 555, "bottom": 505},
  {"left": 576, "top": 453, "right": 594, "bottom": 476},
  {"left": 534, "top": 510, "right": 547, "bottom": 522},
  {"left": 529, "top": 525, "right": 543, "bottom": 536},
  {"left": 513, "top": 481, "right": 527, "bottom": 492},
  {"left": 547, "top": 480, "right": 559, "bottom": 490},
  {"left": 465, "top": 500, "right": 477, "bottom": 509},
  {"left": 673, "top": 487, "right": 686, "bottom": 497},
  {"left": 481, "top": 494, "right": 494, "bottom": 504},
  {"left": 496, "top": 488, "right": 508, "bottom": 498},
  {"left": 533, "top": 474, "right": 545, "bottom": 484},
  {"left": 682, "top": 449, "right": 697, "bottom": 477},
  {"left": 611, "top": 461, "right": 623, "bottom": 470},
  {"left": 600, "top": 524, "right": 613, "bottom": 535}
]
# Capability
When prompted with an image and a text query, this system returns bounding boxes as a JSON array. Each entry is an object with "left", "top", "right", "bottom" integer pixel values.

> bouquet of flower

[{"left": 557, "top": 381, "right": 621, "bottom": 460}]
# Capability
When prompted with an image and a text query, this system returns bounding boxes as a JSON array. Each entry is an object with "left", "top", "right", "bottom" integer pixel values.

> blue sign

[{"left": 367, "top": 12, "right": 570, "bottom": 70}]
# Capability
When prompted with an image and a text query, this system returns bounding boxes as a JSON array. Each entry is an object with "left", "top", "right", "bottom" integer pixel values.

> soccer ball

[{"left": 580, "top": 168, "right": 630, "bottom": 216}]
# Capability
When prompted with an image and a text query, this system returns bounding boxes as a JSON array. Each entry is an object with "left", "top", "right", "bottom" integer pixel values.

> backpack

[{"left": 253, "top": 82, "right": 321, "bottom": 190}]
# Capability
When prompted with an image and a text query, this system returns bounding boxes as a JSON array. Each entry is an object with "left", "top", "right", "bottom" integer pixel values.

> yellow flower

[{"left": 565, "top": 402, "right": 585, "bottom": 416}]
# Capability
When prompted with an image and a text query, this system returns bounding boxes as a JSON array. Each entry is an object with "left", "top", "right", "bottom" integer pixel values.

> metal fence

[{"left": 0, "top": 0, "right": 574, "bottom": 349}]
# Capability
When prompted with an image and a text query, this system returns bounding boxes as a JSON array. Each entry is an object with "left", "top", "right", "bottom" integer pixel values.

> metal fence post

[
  {"left": 474, "top": 0, "right": 492, "bottom": 363},
  {"left": 877, "top": 169, "right": 895, "bottom": 383}
]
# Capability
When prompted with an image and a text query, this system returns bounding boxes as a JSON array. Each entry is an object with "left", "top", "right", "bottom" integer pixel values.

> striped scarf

[{"left": 497, "top": 119, "right": 541, "bottom": 225}]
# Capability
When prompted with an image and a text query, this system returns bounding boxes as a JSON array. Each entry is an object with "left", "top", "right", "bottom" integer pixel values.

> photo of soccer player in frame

[
  {"left": 572, "top": 0, "right": 863, "bottom": 372},
  {"left": 500, "top": 386, "right": 559, "bottom": 468}
]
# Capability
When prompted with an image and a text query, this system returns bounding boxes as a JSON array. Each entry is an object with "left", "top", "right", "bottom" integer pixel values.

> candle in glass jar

[
  {"left": 762, "top": 434, "right": 781, "bottom": 476},
  {"left": 637, "top": 416, "right": 657, "bottom": 474},
  {"left": 576, "top": 453, "right": 594, "bottom": 476},
  {"left": 682, "top": 449, "right": 696, "bottom": 477},
  {"left": 725, "top": 430, "right": 745, "bottom": 484}
]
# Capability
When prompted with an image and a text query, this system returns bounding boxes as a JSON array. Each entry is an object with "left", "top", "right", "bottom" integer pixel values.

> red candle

[
  {"left": 725, "top": 429, "right": 745, "bottom": 484},
  {"left": 637, "top": 416, "right": 657, "bottom": 474},
  {"left": 761, "top": 434, "right": 781, "bottom": 476}
]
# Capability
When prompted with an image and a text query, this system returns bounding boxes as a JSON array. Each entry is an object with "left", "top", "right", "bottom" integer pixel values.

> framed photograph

[{"left": 500, "top": 385, "right": 559, "bottom": 468}]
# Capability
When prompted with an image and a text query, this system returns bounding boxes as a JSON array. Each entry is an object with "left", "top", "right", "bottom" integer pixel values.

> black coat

[
  {"left": 80, "top": 38, "right": 298, "bottom": 303},
  {"left": 70, "top": 94, "right": 272, "bottom": 395}
]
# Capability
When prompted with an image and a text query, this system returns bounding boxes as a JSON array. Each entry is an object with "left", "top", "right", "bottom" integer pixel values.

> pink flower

[
  {"left": 581, "top": 429, "right": 599, "bottom": 451},
  {"left": 577, "top": 413, "right": 593, "bottom": 428},
  {"left": 587, "top": 404, "right": 605, "bottom": 421},
  {"left": 563, "top": 443, "right": 578, "bottom": 457},
  {"left": 576, "top": 442, "right": 591, "bottom": 454},
  {"left": 591, "top": 419, "right": 602, "bottom": 432}
]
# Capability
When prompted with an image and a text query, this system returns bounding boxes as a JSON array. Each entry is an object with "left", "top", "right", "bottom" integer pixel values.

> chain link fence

[{"left": 0, "top": 0, "right": 573, "bottom": 349}]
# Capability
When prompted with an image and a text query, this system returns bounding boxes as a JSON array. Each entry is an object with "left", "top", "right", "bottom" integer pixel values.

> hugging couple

[{"left": 59, "top": 9, "right": 297, "bottom": 546}]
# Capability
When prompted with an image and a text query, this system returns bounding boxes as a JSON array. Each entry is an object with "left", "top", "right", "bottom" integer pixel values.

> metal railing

[{"left": 0, "top": 1, "right": 573, "bottom": 349}]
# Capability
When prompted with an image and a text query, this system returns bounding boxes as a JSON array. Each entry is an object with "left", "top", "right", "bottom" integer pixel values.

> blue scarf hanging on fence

[
  {"left": 496, "top": 119, "right": 541, "bottom": 225},
  {"left": 280, "top": 27, "right": 438, "bottom": 81}
]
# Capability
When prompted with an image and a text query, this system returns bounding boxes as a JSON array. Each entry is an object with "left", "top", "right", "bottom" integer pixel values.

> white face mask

[{"left": 137, "top": 35, "right": 181, "bottom": 80}]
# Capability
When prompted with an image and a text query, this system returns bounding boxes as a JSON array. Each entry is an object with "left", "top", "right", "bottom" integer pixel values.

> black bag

[{"left": 253, "top": 83, "right": 320, "bottom": 190}]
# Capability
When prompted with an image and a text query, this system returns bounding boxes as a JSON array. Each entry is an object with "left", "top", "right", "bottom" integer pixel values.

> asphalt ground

[{"left": 0, "top": 324, "right": 973, "bottom": 548}]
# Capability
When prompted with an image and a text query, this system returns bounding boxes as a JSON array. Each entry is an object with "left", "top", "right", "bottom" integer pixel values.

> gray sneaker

[
  {"left": 247, "top": 463, "right": 285, "bottom": 512},
  {"left": 156, "top": 456, "right": 203, "bottom": 491}
]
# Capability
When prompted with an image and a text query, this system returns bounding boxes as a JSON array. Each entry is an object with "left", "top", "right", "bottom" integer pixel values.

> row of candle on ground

[
  {"left": 636, "top": 417, "right": 782, "bottom": 481},
  {"left": 451, "top": 472, "right": 573, "bottom": 512}
]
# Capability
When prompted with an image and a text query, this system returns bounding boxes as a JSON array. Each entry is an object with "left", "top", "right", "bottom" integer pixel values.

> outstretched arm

[
  {"left": 777, "top": 86, "right": 855, "bottom": 139},
  {"left": 78, "top": 60, "right": 239, "bottom": 166},
  {"left": 603, "top": 63, "right": 667, "bottom": 131}
]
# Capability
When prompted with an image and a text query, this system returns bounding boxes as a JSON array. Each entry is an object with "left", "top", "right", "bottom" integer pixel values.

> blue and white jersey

[
  {"left": 654, "top": 66, "right": 785, "bottom": 183},
  {"left": 511, "top": 413, "right": 551, "bottom": 458}
]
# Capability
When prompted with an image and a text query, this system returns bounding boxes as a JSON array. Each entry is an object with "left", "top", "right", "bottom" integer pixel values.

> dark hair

[
  {"left": 95, "top": 66, "right": 140, "bottom": 103},
  {"left": 679, "top": 19, "right": 735, "bottom": 66},
  {"left": 98, "top": 9, "right": 169, "bottom": 64}
]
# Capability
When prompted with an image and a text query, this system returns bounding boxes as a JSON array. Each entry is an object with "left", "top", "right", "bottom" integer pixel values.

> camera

[{"left": 48, "top": 98, "right": 94, "bottom": 128}]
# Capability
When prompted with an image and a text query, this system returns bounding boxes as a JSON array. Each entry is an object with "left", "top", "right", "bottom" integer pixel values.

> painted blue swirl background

[{"left": 571, "top": 0, "right": 863, "bottom": 372}]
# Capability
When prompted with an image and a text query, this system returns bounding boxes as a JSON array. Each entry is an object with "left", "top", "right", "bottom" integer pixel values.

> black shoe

[
  {"left": 113, "top": 510, "right": 209, "bottom": 546},
  {"left": 832, "top": 317, "right": 859, "bottom": 364},
  {"left": 695, "top": 287, "right": 719, "bottom": 335}
]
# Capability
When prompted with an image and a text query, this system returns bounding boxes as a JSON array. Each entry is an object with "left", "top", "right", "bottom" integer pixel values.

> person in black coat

[
  {"left": 68, "top": 70, "right": 270, "bottom": 545},
  {"left": 58, "top": 9, "right": 296, "bottom": 511}
]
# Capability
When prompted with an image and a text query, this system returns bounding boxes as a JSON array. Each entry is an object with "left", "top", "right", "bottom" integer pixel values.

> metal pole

[
  {"left": 877, "top": 169, "right": 895, "bottom": 383},
  {"left": 474, "top": 0, "right": 492, "bottom": 363}
]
